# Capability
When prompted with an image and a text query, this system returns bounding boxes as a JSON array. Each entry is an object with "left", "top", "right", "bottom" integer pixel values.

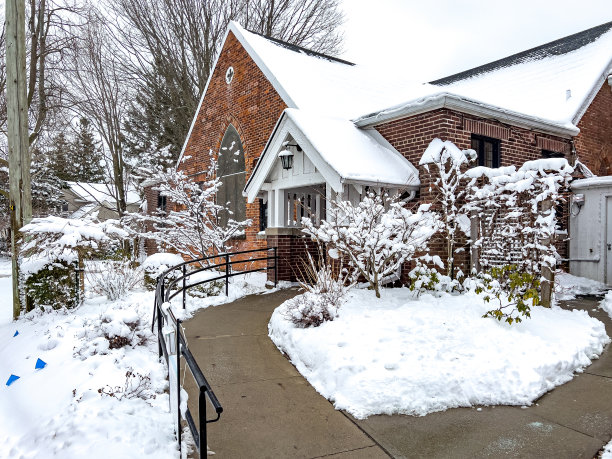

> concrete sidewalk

[
  {"left": 348, "top": 296, "right": 612, "bottom": 459},
  {"left": 183, "top": 291, "right": 612, "bottom": 458},
  {"left": 182, "top": 289, "right": 388, "bottom": 458}
]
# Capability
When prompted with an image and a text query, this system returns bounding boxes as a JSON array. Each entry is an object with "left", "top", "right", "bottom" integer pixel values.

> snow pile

[
  {"left": 600, "top": 291, "right": 612, "bottom": 320},
  {"left": 142, "top": 252, "right": 185, "bottom": 280},
  {"left": 555, "top": 271, "right": 608, "bottom": 300},
  {"left": 603, "top": 438, "right": 612, "bottom": 459},
  {"left": 269, "top": 288, "right": 609, "bottom": 419}
]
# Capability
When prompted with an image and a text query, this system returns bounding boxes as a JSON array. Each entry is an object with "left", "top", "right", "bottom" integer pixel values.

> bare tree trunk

[{"left": 6, "top": 0, "right": 32, "bottom": 319}]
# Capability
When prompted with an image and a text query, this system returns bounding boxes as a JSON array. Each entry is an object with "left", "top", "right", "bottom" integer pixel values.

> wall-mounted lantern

[
  {"left": 278, "top": 149, "right": 294, "bottom": 170},
  {"left": 278, "top": 142, "right": 301, "bottom": 170}
]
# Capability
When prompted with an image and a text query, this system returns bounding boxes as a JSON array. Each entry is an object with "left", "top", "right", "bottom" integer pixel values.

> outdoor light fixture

[
  {"left": 278, "top": 149, "right": 294, "bottom": 170},
  {"left": 279, "top": 142, "right": 301, "bottom": 170}
]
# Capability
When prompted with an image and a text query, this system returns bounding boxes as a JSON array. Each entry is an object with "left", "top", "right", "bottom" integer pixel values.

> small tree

[
  {"left": 419, "top": 138, "right": 476, "bottom": 279},
  {"left": 72, "top": 117, "right": 105, "bottom": 183},
  {"left": 302, "top": 192, "right": 439, "bottom": 298},
  {"left": 131, "top": 158, "right": 251, "bottom": 261}
]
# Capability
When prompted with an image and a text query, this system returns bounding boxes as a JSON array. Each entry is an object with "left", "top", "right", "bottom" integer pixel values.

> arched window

[{"left": 217, "top": 124, "right": 246, "bottom": 227}]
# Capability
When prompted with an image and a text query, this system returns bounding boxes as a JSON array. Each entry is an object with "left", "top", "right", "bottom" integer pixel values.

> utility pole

[{"left": 6, "top": 0, "right": 31, "bottom": 319}]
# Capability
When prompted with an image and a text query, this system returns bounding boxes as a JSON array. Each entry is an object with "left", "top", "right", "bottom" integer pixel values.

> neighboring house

[
  {"left": 62, "top": 182, "right": 141, "bottom": 221},
  {"left": 172, "top": 21, "right": 612, "bottom": 282}
]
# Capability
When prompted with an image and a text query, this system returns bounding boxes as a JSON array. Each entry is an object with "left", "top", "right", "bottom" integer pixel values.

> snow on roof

[
  {"left": 231, "top": 22, "right": 436, "bottom": 120},
  {"left": 571, "top": 176, "right": 612, "bottom": 190},
  {"left": 67, "top": 182, "right": 140, "bottom": 206},
  {"left": 430, "top": 21, "right": 612, "bottom": 125},
  {"left": 285, "top": 109, "right": 418, "bottom": 187}
]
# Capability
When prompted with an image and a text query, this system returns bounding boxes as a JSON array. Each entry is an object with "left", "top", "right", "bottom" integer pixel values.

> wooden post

[
  {"left": 541, "top": 199, "right": 554, "bottom": 308},
  {"left": 6, "top": 0, "right": 31, "bottom": 319},
  {"left": 470, "top": 209, "right": 480, "bottom": 274}
]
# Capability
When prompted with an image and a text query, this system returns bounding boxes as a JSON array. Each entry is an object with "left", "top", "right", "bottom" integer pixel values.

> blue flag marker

[
  {"left": 13, "top": 330, "right": 18, "bottom": 337},
  {"left": 6, "top": 375, "right": 20, "bottom": 386},
  {"left": 35, "top": 358, "right": 47, "bottom": 370}
]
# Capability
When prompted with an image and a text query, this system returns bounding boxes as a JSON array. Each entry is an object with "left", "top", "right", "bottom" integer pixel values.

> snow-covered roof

[
  {"left": 430, "top": 21, "right": 612, "bottom": 126},
  {"left": 244, "top": 109, "right": 419, "bottom": 202},
  {"left": 572, "top": 176, "right": 612, "bottom": 190},
  {"left": 226, "top": 22, "right": 437, "bottom": 121},
  {"left": 67, "top": 182, "right": 140, "bottom": 206}
]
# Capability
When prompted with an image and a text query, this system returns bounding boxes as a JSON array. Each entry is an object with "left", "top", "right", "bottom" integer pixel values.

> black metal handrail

[{"left": 152, "top": 247, "right": 278, "bottom": 457}]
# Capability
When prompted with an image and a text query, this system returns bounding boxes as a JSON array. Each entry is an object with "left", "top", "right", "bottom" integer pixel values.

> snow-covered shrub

[
  {"left": 407, "top": 255, "right": 463, "bottom": 296},
  {"left": 128, "top": 156, "right": 251, "bottom": 261},
  {"left": 22, "top": 260, "right": 78, "bottom": 310},
  {"left": 20, "top": 217, "right": 129, "bottom": 311},
  {"left": 464, "top": 158, "right": 573, "bottom": 306},
  {"left": 86, "top": 260, "right": 143, "bottom": 301},
  {"left": 302, "top": 192, "right": 439, "bottom": 298},
  {"left": 141, "top": 253, "right": 184, "bottom": 290},
  {"left": 419, "top": 138, "right": 476, "bottom": 279},
  {"left": 283, "top": 249, "right": 352, "bottom": 328},
  {"left": 98, "top": 370, "right": 156, "bottom": 401},
  {"left": 74, "top": 306, "right": 149, "bottom": 358}
]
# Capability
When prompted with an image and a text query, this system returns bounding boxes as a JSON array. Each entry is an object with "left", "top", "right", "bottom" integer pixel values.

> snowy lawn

[
  {"left": 269, "top": 287, "right": 609, "bottom": 419},
  {"left": 0, "top": 257, "right": 269, "bottom": 458}
]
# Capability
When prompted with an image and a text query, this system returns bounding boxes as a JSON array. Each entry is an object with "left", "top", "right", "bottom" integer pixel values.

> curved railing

[{"left": 152, "top": 248, "right": 278, "bottom": 457}]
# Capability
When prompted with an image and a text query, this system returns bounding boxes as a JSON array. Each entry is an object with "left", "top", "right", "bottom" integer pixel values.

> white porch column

[
  {"left": 273, "top": 189, "right": 287, "bottom": 227},
  {"left": 267, "top": 190, "right": 274, "bottom": 228}
]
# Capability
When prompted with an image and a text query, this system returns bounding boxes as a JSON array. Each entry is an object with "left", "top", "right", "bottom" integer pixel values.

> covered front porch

[{"left": 245, "top": 108, "right": 420, "bottom": 281}]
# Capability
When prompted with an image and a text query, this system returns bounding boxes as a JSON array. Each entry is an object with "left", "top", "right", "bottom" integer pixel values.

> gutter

[{"left": 354, "top": 92, "right": 579, "bottom": 138}]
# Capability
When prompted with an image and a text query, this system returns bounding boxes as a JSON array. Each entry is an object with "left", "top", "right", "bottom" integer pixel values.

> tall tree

[
  {"left": 72, "top": 117, "right": 105, "bottom": 182},
  {"left": 113, "top": 0, "right": 344, "bottom": 165}
]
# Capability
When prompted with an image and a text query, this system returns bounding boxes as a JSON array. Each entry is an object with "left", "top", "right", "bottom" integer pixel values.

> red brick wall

[
  {"left": 375, "top": 109, "right": 573, "bottom": 273},
  {"left": 178, "top": 31, "right": 288, "bottom": 254},
  {"left": 575, "top": 82, "right": 612, "bottom": 175},
  {"left": 266, "top": 233, "right": 319, "bottom": 282}
]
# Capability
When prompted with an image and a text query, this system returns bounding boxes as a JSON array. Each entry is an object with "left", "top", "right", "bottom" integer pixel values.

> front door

[{"left": 607, "top": 197, "right": 612, "bottom": 285}]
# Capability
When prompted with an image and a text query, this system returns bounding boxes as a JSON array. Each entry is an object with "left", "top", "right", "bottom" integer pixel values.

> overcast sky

[{"left": 340, "top": 0, "right": 612, "bottom": 82}]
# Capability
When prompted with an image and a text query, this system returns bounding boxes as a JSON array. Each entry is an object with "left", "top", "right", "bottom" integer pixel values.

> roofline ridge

[
  {"left": 430, "top": 20, "right": 612, "bottom": 85},
  {"left": 243, "top": 27, "right": 355, "bottom": 66}
]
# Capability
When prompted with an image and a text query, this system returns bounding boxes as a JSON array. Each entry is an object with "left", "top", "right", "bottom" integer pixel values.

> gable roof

[
  {"left": 244, "top": 109, "right": 419, "bottom": 202},
  {"left": 220, "top": 22, "right": 434, "bottom": 120},
  {"left": 430, "top": 21, "right": 612, "bottom": 125}
]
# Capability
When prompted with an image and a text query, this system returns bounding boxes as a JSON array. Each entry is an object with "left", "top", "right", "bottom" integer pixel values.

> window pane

[{"left": 484, "top": 141, "right": 493, "bottom": 168}]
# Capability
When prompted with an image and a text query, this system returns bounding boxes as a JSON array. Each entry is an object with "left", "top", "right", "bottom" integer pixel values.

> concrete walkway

[
  {"left": 183, "top": 291, "right": 612, "bottom": 458},
  {"left": 182, "top": 289, "right": 388, "bottom": 458}
]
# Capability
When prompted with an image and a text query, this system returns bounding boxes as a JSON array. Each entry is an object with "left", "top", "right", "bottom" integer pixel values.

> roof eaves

[
  {"left": 572, "top": 57, "right": 612, "bottom": 125},
  {"left": 354, "top": 93, "right": 579, "bottom": 138}
]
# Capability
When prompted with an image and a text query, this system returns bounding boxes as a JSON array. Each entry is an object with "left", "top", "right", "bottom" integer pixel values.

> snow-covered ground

[
  {"left": 603, "top": 438, "right": 612, "bottom": 459},
  {"left": 0, "top": 257, "right": 268, "bottom": 458},
  {"left": 600, "top": 291, "right": 612, "bottom": 320},
  {"left": 269, "top": 287, "right": 610, "bottom": 419},
  {"left": 555, "top": 271, "right": 608, "bottom": 300}
]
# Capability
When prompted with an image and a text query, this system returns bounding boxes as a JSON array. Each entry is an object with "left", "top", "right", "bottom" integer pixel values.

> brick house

[{"left": 165, "top": 20, "right": 612, "bottom": 281}]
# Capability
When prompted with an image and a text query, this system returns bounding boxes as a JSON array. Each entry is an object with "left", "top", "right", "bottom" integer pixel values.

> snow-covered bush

[
  {"left": 407, "top": 255, "right": 463, "bottom": 296},
  {"left": 22, "top": 260, "right": 79, "bottom": 310},
  {"left": 141, "top": 252, "right": 184, "bottom": 290},
  {"left": 98, "top": 370, "right": 156, "bottom": 401},
  {"left": 419, "top": 139, "right": 476, "bottom": 279},
  {"left": 20, "top": 217, "right": 129, "bottom": 311},
  {"left": 86, "top": 260, "right": 143, "bottom": 301},
  {"left": 302, "top": 192, "right": 439, "bottom": 298},
  {"left": 283, "top": 250, "right": 352, "bottom": 328},
  {"left": 129, "top": 157, "right": 251, "bottom": 261},
  {"left": 464, "top": 158, "right": 573, "bottom": 306}
]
